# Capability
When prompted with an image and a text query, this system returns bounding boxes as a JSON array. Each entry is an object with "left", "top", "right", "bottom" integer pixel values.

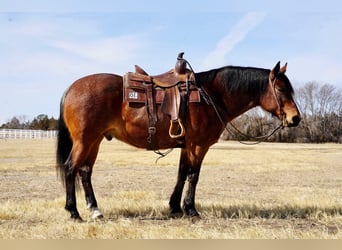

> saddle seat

[
  {"left": 134, "top": 65, "right": 193, "bottom": 88},
  {"left": 123, "top": 53, "right": 200, "bottom": 149}
]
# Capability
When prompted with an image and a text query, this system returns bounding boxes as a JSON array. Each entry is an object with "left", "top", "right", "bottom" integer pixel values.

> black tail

[{"left": 56, "top": 97, "right": 73, "bottom": 187}]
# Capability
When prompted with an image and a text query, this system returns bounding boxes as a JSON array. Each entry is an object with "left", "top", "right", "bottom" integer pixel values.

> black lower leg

[
  {"left": 79, "top": 166, "right": 98, "bottom": 209},
  {"left": 169, "top": 153, "right": 189, "bottom": 214},
  {"left": 169, "top": 181, "right": 186, "bottom": 214},
  {"left": 183, "top": 168, "right": 200, "bottom": 217},
  {"left": 65, "top": 161, "right": 81, "bottom": 219}
]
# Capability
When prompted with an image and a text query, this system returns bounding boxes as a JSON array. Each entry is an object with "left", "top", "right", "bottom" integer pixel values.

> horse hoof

[
  {"left": 92, "top": 208, "right": 104, "bottom": 220},
  {"left": 184, "top": 207, "right": 200, "bottom": 218},
  {"left": 169, "top": 207, "right": 184, "bottom": 218},
  {"left": 92, "top": 214, "right": 104, "bottom": 220},
  {"left": 170, "top": 211, "right": 184, "bottom": 218},
  {"left": 190, "top": 215, "right": 201, "bottom": 223},
  {"left": 71, "top": 216, "right": 84, "bottom": 223}
]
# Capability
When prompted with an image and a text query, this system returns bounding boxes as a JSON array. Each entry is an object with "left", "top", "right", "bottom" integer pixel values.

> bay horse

[{"left": 56, "top": 61, "right": 300, "bottom": 220}]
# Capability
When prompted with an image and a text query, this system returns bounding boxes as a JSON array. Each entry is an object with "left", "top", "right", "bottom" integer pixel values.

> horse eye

[{"left": 277, "top": 87, "right": 285, "bottom": 93}]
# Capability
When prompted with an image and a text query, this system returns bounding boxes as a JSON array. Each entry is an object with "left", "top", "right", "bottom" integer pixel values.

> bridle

[
  {"left": 180, "top": 56, "right": 286, "bottom": 144},
  {"left": 269, "top": 75, "right": 287, "bottom": 128},
  {"left": 197, "top": 71, "right": 286, "bottom": 145}
]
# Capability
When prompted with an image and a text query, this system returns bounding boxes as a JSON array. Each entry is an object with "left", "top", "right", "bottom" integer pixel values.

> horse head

[{"left": 261, "top": 62, "right": 301, "bottom": 127}]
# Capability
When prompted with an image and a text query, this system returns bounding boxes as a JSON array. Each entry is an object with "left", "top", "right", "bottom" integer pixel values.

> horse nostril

[{"left": 292, "top": 115, "right": 300, "bottom": 126}]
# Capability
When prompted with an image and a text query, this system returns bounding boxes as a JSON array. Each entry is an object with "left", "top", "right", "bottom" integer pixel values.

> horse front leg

[
  {"left": 183, "top": 166, "right": 201, "bottom": 217},
  {"left": 169, "top": 149, "right": 189, "bottom": 215},
  {"left": 169, "top": 146, "right": 208, "bottom": 217}
]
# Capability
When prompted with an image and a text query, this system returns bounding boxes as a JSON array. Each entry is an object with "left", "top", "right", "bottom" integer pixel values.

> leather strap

[{"left": 145, "top": 83, "right": 158, "bottom": 149}]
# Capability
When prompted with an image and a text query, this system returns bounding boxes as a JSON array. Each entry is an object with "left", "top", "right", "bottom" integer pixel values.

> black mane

[
  {"left": 195, "top": 66, "right": 269, "bottom": 95},
  {"left": 195, "top": 66, "right": 294, "bottom": 95}
]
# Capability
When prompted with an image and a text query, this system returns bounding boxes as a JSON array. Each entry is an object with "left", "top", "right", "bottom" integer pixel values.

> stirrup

[{"left": 169, "top": 119, "right": 185, "bottom": 139}]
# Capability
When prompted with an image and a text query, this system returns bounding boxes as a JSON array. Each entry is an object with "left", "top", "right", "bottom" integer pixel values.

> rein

[
  {"left": 182, "top": 57, "right": 285, "bottom": 145},
  {"left": 199, "top": 85, "right": 284, "bottom": 145}
]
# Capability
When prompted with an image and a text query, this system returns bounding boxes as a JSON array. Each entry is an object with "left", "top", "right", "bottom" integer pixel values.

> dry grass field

[{"left": 0, "top": 138, "right": 341, "bottom": 239}]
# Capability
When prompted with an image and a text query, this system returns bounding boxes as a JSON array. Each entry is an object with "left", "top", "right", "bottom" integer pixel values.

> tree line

[
  {"left": 222, "top": 82, "right": 342, "bottom": 143},
  {"left": 0, "top": 114, "right": 58, "bottom": 130},
  {"left": 1, "top": 82, "right": 341, "bottom": 143}
]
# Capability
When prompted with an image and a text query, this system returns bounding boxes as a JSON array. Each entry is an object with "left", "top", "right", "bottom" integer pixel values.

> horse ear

[
  {"left": 280, "top": 62, "right": 287, "bottom": 74},
  {"left": 270, "top": 61, "right": 281, "bottom": 80}
]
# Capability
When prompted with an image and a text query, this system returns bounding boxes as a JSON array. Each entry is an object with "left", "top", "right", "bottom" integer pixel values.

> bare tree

[
  {"left": 296, "top": 82, "right": 341, "bottom": 142},
  {"left": 222, "top": 82, "right": 341, "bottom": 143}
]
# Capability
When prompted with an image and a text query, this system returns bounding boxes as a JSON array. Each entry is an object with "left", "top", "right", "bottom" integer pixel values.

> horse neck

[{"left": 197, "top": 67, "right": 270, "bottom": 122}]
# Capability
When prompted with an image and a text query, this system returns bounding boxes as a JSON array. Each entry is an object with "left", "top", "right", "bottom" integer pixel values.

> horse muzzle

[{"left": 283, "top": 114, "right": 301, "bottom": 127}]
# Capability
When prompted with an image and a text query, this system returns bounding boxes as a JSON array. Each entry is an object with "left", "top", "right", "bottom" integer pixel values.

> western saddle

[{"left": 123, "top": 52, "right": 200, "bottom": 149}]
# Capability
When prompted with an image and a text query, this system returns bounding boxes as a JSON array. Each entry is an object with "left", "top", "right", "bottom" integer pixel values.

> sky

[{"left": 1, "top": 0, "right": 342, "bottom": 124}]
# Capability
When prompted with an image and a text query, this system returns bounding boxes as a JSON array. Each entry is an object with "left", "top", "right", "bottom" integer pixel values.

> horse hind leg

[
  {"left": 78, "top": 140, "right": 104, "bottom": 220},
  {"left": 64, "top": 154, "right": 82, "bottom": 221},
  {"left": 79, "top": 166, "right": 103, "bottom": 219},
  {"left": 64, "top": 138, "right": 103, "bottom": 220}
]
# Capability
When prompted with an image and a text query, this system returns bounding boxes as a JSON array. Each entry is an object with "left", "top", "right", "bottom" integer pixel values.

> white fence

[{"left": 0, "top": 129, "right": 57, "bottom": 139}]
